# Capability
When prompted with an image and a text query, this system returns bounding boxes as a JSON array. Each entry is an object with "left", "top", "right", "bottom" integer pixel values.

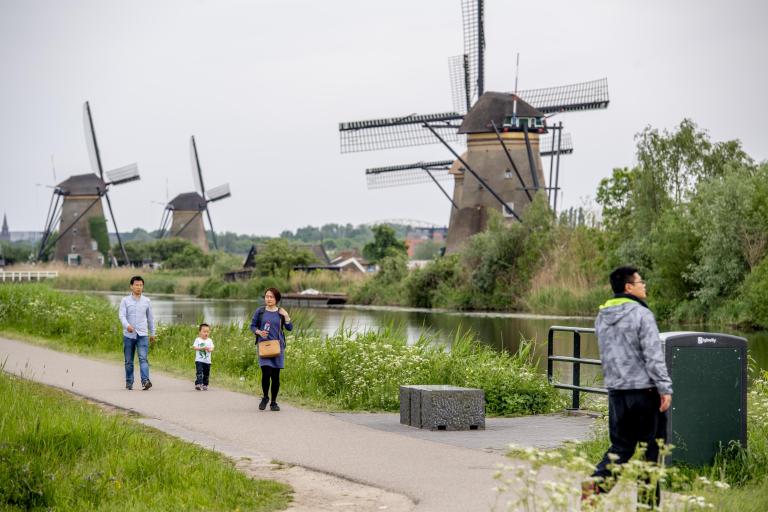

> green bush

[
  {"left": 349, "top": 254, "right": 408, "bottom": 305},
  {"left": 405, "top": 254, "right": 462, "bottom": 308}
]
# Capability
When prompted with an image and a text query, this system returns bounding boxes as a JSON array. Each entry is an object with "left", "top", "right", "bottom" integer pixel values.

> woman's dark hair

[
  {"left": 265, "top": 287, "right": 281, "bottom": 303},
  {"left": 199, "top": 323, "right": 210, "bottom": 331},
  {"left": 130, "top": 276, "right": 144, "bottom": 285},
  {"left": 609, "top": 266, "right": 639, "bottom": 294}
]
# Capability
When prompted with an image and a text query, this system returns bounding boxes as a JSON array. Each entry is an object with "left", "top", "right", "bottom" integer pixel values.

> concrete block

[{"left": 399, "top": 385, "right": 485, "bottom": 431}]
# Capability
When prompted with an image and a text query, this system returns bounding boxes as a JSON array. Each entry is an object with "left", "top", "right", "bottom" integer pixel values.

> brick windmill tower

[
  {"left": 157, "top": 136, "right": 231, "bottom": 252},
  {"left": 38, "top": 102, "right": 139, "bottom": 266},
  {"left": 445, "top": 92, "right": 549, "bottom": 250},
  {"left": 339, "top": 0, "right": 608, "bottom": 252}
]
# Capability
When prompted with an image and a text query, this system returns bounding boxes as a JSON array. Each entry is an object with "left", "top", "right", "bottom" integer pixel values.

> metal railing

[
  {"left": 0, "top": 271, "right": 59, "bottom": 282},
  {"left": 547, "top": 325, "right": 606, "bottom": 410}
]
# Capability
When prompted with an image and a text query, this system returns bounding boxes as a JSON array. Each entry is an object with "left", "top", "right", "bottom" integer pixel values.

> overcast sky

[{"left": 1, "top": 0, "right": 767, "bottom": 236}]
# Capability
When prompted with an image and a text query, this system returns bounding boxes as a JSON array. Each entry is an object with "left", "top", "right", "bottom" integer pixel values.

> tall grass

[
  {"left": 0, "top": 371, "right": 291, "bottom": 511},
  {"left": 16, "top": 263, "right": 207, "bottom": 295},
  {"left": 522, "top": 284, "right": 608, "bottom": 316},
  {"left": 0, "top": 284, "right": 563, "bottom": 415},
  {"left": 289, "top": 269, "right": 364, "bottom": 293}
]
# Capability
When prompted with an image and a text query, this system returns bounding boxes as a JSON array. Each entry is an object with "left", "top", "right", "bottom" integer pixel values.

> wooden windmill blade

[
  {"left": 82, "top": 101, "right": 136, "bottom": 266},
  {"left": 461, "top": 0, "right": 485, "bottom": 103},
  {"left": 190, "top": 135, "right": 206, "bottom": 196},
  {"left": 516, "top": 78, "right": 610, "bottom": 114},
  {"left": 206, "top": 183, "right": 231, "bottom": 202},
  {"left": 189, "top": 136, "right": 230, "bottom": 250},
  {"left": 365, "top": 160, "right": 455, "bottom": 189},
  {"left": 540, "top": 132, "right": 574, "bottom": 156},
  {"left": 83, "top": 101, "right": 104, "bottom": 177},
  {"left": 449, "top": 54, "right": 471, "bottom": 114},
  {"left": 37, "top": 189, "right": 64, "bottom": 261},
  {"left": 339, "top": 112, "right": 464, "bottom": 153}
]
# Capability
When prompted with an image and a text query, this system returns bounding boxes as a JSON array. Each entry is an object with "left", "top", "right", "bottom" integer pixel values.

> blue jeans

[{"left": 123, "top": 335, "right": 150, "bottom": 384}]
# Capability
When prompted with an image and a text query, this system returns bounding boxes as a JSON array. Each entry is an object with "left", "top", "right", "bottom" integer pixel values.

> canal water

[{"left": 103, "top": 294, "right": 768, "bottom": 383}]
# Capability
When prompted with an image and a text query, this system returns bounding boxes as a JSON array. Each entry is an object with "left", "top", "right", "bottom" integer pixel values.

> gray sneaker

[
  {"left": 195, "top": 384, "right": 202, "bottom": 391},
  {"left": 142, "top": 380, "right": 152, "bottom": 391},
  {"left": 202, "top": 385, "right": 208, "bottom": 391}
]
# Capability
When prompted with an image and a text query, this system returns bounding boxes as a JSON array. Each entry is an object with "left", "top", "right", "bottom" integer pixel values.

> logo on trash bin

[{"left": 697, "top": 336, "right": 717, "bottom": 344}]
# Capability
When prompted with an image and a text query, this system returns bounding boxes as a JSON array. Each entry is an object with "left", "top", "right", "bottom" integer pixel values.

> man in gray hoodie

[{"left": 587, "top": 266, "right": 673, "bottom": 500}]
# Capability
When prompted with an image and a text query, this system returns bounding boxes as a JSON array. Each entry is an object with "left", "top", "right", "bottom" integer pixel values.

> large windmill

[
  {"left": 339, "top": 0, "right": 608, "bottom": 252},
  {"left": 157, "top": 136, "right": 231, "bottom": 252},
  {"left": 38, "top": 102, "right": 139, "bottom": 266}
]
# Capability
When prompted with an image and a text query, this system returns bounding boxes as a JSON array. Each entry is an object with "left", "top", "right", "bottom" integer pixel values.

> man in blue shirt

[{"left": 118, "top": 276, "right": 156, "bottom": 390}]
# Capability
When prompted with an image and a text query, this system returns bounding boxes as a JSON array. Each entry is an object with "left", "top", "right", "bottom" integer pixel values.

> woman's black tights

[{"left": 261, "top": 366, "right": 281, "bottom": 403}]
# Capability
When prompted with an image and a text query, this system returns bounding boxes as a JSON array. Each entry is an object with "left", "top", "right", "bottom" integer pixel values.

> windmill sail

[
  {"left": 461, "top": 0, "right": 485, "bottom": 103},
  {"left": 83, "top": 101, "right": 103, "bottom": 176},
  {"left": 190, "top": 136, "right": 205, "bottom": 195},
  {"left": 517, "top": 78, "right": 609, "bottom": 113},
  {"left": 540, "top": 132, "right": 574, "bottom": 156},
  {"left": 366, "top": 160, "right": 455, "bottom": 189},
  {"left": 449, "top": 54, "right": 471, "bottom": 114},
  {"left": 339, "top": 112, "right": 464, "bottom": 153},
  {"left": 206, "top": 183, "right": 231, "bottom": 202},
  {"left": 106, "top": 163, "right": 140, "bottom": 185}
]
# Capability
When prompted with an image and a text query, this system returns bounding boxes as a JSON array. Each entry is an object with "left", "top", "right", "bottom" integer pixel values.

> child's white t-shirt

[{"left": 193, "top": 337, "right": 214, "bottom": 364}]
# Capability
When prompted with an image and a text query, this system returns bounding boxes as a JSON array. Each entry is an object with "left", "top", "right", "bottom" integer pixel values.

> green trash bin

[{"left": 662, "top": 331, "right": 747, "bottom": 466}]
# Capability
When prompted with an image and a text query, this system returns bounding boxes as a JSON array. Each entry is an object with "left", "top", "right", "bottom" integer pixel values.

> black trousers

[
  {"left": 261, "top": 366, "right": 281, "bottom": 402},
  {"left": 593, "top": 388, "right": 668, "bottom": 503},
  {"left": 195, "top": 361, "right": 211, "bottom": 386}
]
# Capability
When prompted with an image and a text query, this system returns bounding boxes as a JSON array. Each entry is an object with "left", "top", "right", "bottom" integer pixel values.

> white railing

[{"left": 0, "top": 271, "right": 59, "bottom": 282}]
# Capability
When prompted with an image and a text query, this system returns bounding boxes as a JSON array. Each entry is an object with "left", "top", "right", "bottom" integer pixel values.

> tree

[
  {"left": 88, "top": 217, "right": 110, "bottom": 265},
  {"left": 362, "top": 225, "right": 407, "bottom": 262},
  {"left": 254, "top": 239, "right": 319, "bottom": 279},
  {"left": 164, "top": 244, "right": 214, "bottom": 269}
]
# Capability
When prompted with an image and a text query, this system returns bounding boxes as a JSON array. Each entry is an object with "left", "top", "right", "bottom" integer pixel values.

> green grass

[
  {"left": 0, "top": 284, "right": 564, "bottom": 416},
  {"left": 0, "top": 371, "right": 292, "bottom": 511}
]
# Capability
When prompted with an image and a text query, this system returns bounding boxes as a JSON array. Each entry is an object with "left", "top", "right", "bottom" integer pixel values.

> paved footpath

[{"left": 1, "top": 336, "right": 594, "bottom": 512}]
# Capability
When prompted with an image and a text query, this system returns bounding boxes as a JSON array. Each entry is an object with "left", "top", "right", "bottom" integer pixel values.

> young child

[{"left": 192, "top": 323, "right": 215, "bottom": 390}]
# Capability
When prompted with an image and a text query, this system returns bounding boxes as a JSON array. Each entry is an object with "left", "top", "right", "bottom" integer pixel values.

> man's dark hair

[
  {"left": 609, "top": 266, "right": 639, "bottom": 294},
  {"left": 130, "top": 276, "right": 144, "bottom": 285},
  {"left": 265, "top": 287, "right": 281, "bottom": 303},
  {"left": 199, "top": 323, "right": 210, "bottom": 331}
]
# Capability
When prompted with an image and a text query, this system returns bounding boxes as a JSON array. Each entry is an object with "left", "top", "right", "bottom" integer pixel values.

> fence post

[
  {"left": 547, "top": 328, "right": 554, "bottom": 384},
  {"left": 571, "top": 331, "right": 582, "bottom": 410}
]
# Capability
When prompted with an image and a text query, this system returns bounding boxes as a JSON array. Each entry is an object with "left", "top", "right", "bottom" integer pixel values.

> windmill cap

[
  {"left": 168, "top": 192, "right": 206, "bottom": 211},
  {"left": 458, "top": 92, "right": 544, "bottom": 134},
  {"left": 57, "top": 173, "right": 107, "bottom": 195}
]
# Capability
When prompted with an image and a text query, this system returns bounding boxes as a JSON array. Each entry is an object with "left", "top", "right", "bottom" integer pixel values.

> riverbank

[
  {"left": 0, "top": 370, "right": 291, "bottom": 510},
  {"left": 10, "top": 262, "right": 609, "bottom": 317},
  {"left": 0, "top": 284, "right": 564, "bottom": 416}
]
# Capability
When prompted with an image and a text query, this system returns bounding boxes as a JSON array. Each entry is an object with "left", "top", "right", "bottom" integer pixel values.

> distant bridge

[{"left": 363, "top": 219, "right": 447, "bottom": 229}]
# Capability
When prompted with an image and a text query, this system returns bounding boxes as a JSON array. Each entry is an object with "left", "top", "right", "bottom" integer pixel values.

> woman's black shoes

[
  {"left": 270, "top": 402, "right": 280, "bottom": 411},
  {"left": 259, "top": 397, "right": 269, "bottom": 410}
]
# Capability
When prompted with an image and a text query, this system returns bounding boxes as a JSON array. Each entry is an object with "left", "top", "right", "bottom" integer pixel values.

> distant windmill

[
  {"left": 157, "top": 136, "right": 231, "bottom": 251},
  {"left": 339, "top": 0, "right": 608, "bottom": 252},
  {"left": 38, "top": 102, "right": 139, "bottom": 266}
]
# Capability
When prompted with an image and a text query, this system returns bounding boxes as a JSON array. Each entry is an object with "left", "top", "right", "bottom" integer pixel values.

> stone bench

[{"left": 399, "top": 385, "right": 485, "bottom": 431}]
